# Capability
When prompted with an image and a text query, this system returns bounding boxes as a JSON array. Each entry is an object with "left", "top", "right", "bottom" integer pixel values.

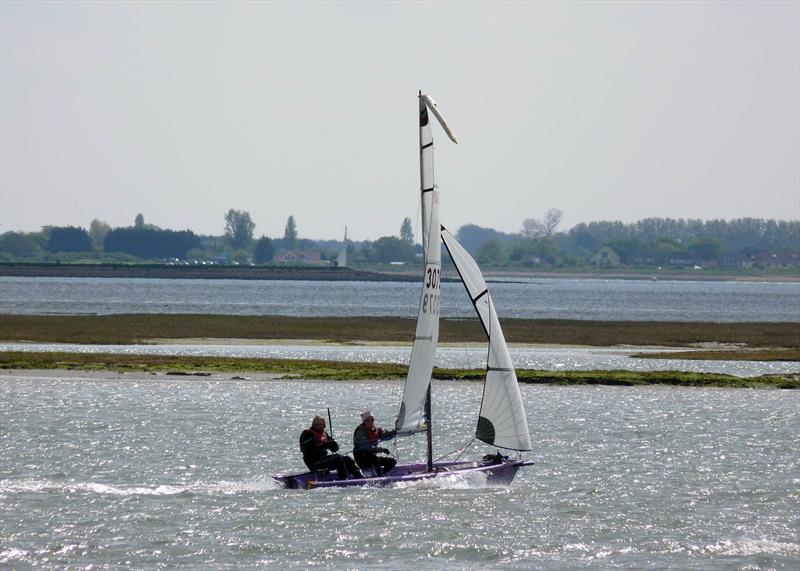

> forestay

[
  {"left": 395, "top": 95, "right": 444, "bottom": 435},
  {"left": 441, "top": 227, "right": 532, "bottom": 451}
]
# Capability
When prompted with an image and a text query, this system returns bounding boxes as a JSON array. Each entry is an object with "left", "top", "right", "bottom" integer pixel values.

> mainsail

[
  {"left": 441, "top": 227, "right": 532, "bottom": 451},
  {"left": 395, "top": 93, "right": 456, "bottom": 434}
]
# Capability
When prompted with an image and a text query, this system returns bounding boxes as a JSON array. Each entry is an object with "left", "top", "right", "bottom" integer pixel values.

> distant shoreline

[
  {"left": 0, "top": 263, "right": 419, "bottom": 282},
  {"left": 0, "top": 262, "right": 797, "bottom": 282}
]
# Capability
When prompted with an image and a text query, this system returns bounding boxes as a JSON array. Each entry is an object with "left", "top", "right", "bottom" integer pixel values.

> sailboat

[
  {"left": 274, "top": 93, "right": 533, "bottom": 489},
  {"left": 335, "top": 226, "right": 348, "bottom": 267}
]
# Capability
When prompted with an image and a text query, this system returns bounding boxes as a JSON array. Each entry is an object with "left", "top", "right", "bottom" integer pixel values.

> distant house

[
  {"left": 740, "top": 251, "right": 800, "bottom": 269},
  {"left": 755, "top": 251, "right": 800, "bottom": 269},
  {"left": 631, "top": 253, "right": 655, "bottom": 266},
  {"left": 273, "top": 250, "right": 323, "bottom": 263},
  {"left": 667, "top": 252, "right": 696, "bottom": 267},
  {"left": 740, "top": 248, "right": 762, "bottom": 268},
  {"left": 591, "top": 246, "right": 620, "bottom": 267},
  {"left": 718, "top": 253, "right": 741, "bottom": 269}
]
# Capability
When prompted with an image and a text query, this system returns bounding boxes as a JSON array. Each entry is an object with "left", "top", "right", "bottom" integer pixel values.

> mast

[
  {"left": 425, "top": 384, "right": 433, "bottom": 472},
  {"left": 395, "top": 92, "right": 457, "bottom": 438}
]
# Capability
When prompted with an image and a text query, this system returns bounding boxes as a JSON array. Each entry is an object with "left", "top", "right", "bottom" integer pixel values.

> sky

[{"left": 1, "top": 1, "right": 798, "bottom": 242}]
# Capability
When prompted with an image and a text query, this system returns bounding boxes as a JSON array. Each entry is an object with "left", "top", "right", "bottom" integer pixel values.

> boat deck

[{"left": 274, "top": 457, "right": 533, "bottom": 489}]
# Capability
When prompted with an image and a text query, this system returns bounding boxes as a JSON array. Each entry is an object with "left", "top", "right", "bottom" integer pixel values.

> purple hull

[{"left": 273, "top": 457, "right": 533, "bottom": 490}]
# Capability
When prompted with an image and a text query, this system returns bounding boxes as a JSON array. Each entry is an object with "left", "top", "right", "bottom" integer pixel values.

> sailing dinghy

[{"left": 274, "top": 93, "right": 533, "bottom": 489}]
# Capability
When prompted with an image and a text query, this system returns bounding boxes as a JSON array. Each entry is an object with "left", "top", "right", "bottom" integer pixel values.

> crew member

[
  {"left": 353, "top": 410, "right": 397, "bottom": 476},
  {"left": 300, "top": 415, "right": 363, "bottom": 480}
]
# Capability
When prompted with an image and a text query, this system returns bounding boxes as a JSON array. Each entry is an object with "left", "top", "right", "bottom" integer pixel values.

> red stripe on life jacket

[
  {"left": 311, "top": 428, "right": 328, "bottom": 445},
  {"left": 365, "top": 426, "right": 380, "bottom": 445}
]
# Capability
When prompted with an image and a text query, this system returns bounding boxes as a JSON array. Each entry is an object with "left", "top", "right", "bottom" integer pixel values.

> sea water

[
  {"left": 2, "top": 372, "right": 798, "bottom": 569},
  {"left": 1, "top": 276, "right": 798, "bottom": 321}
]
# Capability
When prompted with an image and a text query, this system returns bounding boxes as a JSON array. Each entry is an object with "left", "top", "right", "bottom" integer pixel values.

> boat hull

[{"left": 273, "top": 457, "right": 533, "bottom": 490}]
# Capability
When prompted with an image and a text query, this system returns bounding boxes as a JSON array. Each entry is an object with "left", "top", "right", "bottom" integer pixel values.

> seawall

[{"left": 0, "top": 263, "right": 419, "bottom": 282}]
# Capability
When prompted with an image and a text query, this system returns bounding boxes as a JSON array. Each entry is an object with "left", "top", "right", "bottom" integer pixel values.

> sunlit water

[
  {"left": 2, "top": 342, "right": 797, "bottom": 378},
  {"left": 2, "top": 276, "right": 798, "bottom": 321},
  {"left": 2, "top": 372, "right": 798, "bottom": 569}
]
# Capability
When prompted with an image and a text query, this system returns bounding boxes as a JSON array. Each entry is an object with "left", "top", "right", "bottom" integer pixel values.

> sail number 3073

[{"left": 422, "top": 267, "right": 440, "bottom": 314}]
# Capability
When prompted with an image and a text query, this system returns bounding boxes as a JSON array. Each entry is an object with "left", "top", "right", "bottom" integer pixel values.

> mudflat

[
  {"left": 0, "top": 314, "right": 800, "bottom": 349},
  {"left": 1, "top": 314, "right": 798, "bottom": 360},
  {"left": 2, "top": 315, "right": 797, "bottom": 387}
]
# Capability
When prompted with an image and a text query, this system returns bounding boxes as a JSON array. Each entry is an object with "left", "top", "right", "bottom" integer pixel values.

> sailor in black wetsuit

[
  {"left": 353, "top": 410, "right": 397, "bottom": 476},
  {"left": 299, "top": 416, "right": 363, "bottom": 480}
]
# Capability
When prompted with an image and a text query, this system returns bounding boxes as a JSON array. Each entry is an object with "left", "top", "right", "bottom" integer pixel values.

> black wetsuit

[
  {"left": 352, "top": 424, "right": 397, "bottom": 476},
  {"left": 299, "top": 428, "right": 362, "bottom": 479}
]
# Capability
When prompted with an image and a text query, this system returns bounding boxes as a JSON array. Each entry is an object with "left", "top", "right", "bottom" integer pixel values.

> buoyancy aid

[
  {"left": 301, "top": 427, "right": 335, "bottom": 469},
  {"left": 363, "top": 425, "right": 381, "bottom": 445},
  {"left": 310, "top": 428, "right": 328, "bottom": 445}
]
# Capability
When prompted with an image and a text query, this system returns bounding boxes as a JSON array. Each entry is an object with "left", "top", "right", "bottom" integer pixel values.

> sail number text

[
  {"left": 422, "top": 267, "right": 440, "bottom": 314},
  {"left": 425, "top": 267, "right": 440, "bottom": 289}
]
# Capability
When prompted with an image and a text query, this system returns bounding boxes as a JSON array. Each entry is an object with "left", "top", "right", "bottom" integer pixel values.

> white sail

[
  {"left": 441, "top": 227, "right": 532, "bottom": 451},
  {"left": 335, "top": 226, "right": 348, "bottom": 267},
  {"left": 395, "top": 93, "right": 453, "bottom": 434}
]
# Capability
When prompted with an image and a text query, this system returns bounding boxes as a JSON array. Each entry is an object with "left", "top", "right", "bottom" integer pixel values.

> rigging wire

[{"left": 434, "top": 437, "right": 475, "bottom": 463}]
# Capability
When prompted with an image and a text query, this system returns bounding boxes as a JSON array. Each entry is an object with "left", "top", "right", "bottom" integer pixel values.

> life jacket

[
  {"left": 363, "top": 425, "right": 381, "bottom": 445},
  {"left": 310, "top": 428, "right": 328, "bottom": 445}
]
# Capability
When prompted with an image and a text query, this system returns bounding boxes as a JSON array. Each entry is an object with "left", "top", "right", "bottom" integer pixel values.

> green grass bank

[{"left": 1, "top": 351, "right": 797, "bottom": 389}]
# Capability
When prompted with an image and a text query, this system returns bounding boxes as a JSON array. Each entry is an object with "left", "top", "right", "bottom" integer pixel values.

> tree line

[
  {"left": 462, "top": 214, "right": 799, "bottom": 268},
  {"left": 0, "top": 211, "right": 419, "bottom": 265},
  {"left": 1, "top": 210, "right": 797, "bottom": 269}
]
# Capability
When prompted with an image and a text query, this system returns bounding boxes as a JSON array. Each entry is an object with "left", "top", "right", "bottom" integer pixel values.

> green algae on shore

[
  {"left": 632, "top": 348, "right": 800, "bottom": 361},
  {"left": 1, "top": 352, "right": 797, "bottom": 389}
]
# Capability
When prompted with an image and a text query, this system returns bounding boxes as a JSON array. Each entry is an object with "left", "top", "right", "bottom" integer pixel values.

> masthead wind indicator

[{"left": 420, "top": 92, "right": 458, "bottom": 144}]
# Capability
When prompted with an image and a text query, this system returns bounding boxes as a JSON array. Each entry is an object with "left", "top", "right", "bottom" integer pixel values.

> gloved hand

[{"left": 379, "top": 448, "right": 390, "bottom": 454}]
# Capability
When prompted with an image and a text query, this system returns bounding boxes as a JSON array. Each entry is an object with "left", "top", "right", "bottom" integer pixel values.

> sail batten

[
  {"left": 472, "top": 290, "right": 489, "bottom": 304},
  {"left": 441, "top": 226, "right": 532, "bottom": 452}
]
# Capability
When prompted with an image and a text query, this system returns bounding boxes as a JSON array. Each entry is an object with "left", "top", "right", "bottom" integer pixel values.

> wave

[
  {"left": 695, "top": 538, "right": 800, "bottom": 557},
  {"left": 391, "top": 470, "right": 501, "bottom": 490},
  {"left": 0, "top": 476, "right": 280, "bottom": 497}
]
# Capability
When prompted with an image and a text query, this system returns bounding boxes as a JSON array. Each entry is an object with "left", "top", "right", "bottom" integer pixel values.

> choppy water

[
  {"left": 2, "top": 342, "right": 797, "bottom": 378},
  {"left": 2, "top": 276, "right": 798, "bottom": 322},
  {"left": 2, "top": 372, "right": 798, "bottom": 569}
]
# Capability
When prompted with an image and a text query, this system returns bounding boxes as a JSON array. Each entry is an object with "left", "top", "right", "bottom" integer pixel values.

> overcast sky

[{"left": 1, "top": 1, "right": 798, "bottom": 242}]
